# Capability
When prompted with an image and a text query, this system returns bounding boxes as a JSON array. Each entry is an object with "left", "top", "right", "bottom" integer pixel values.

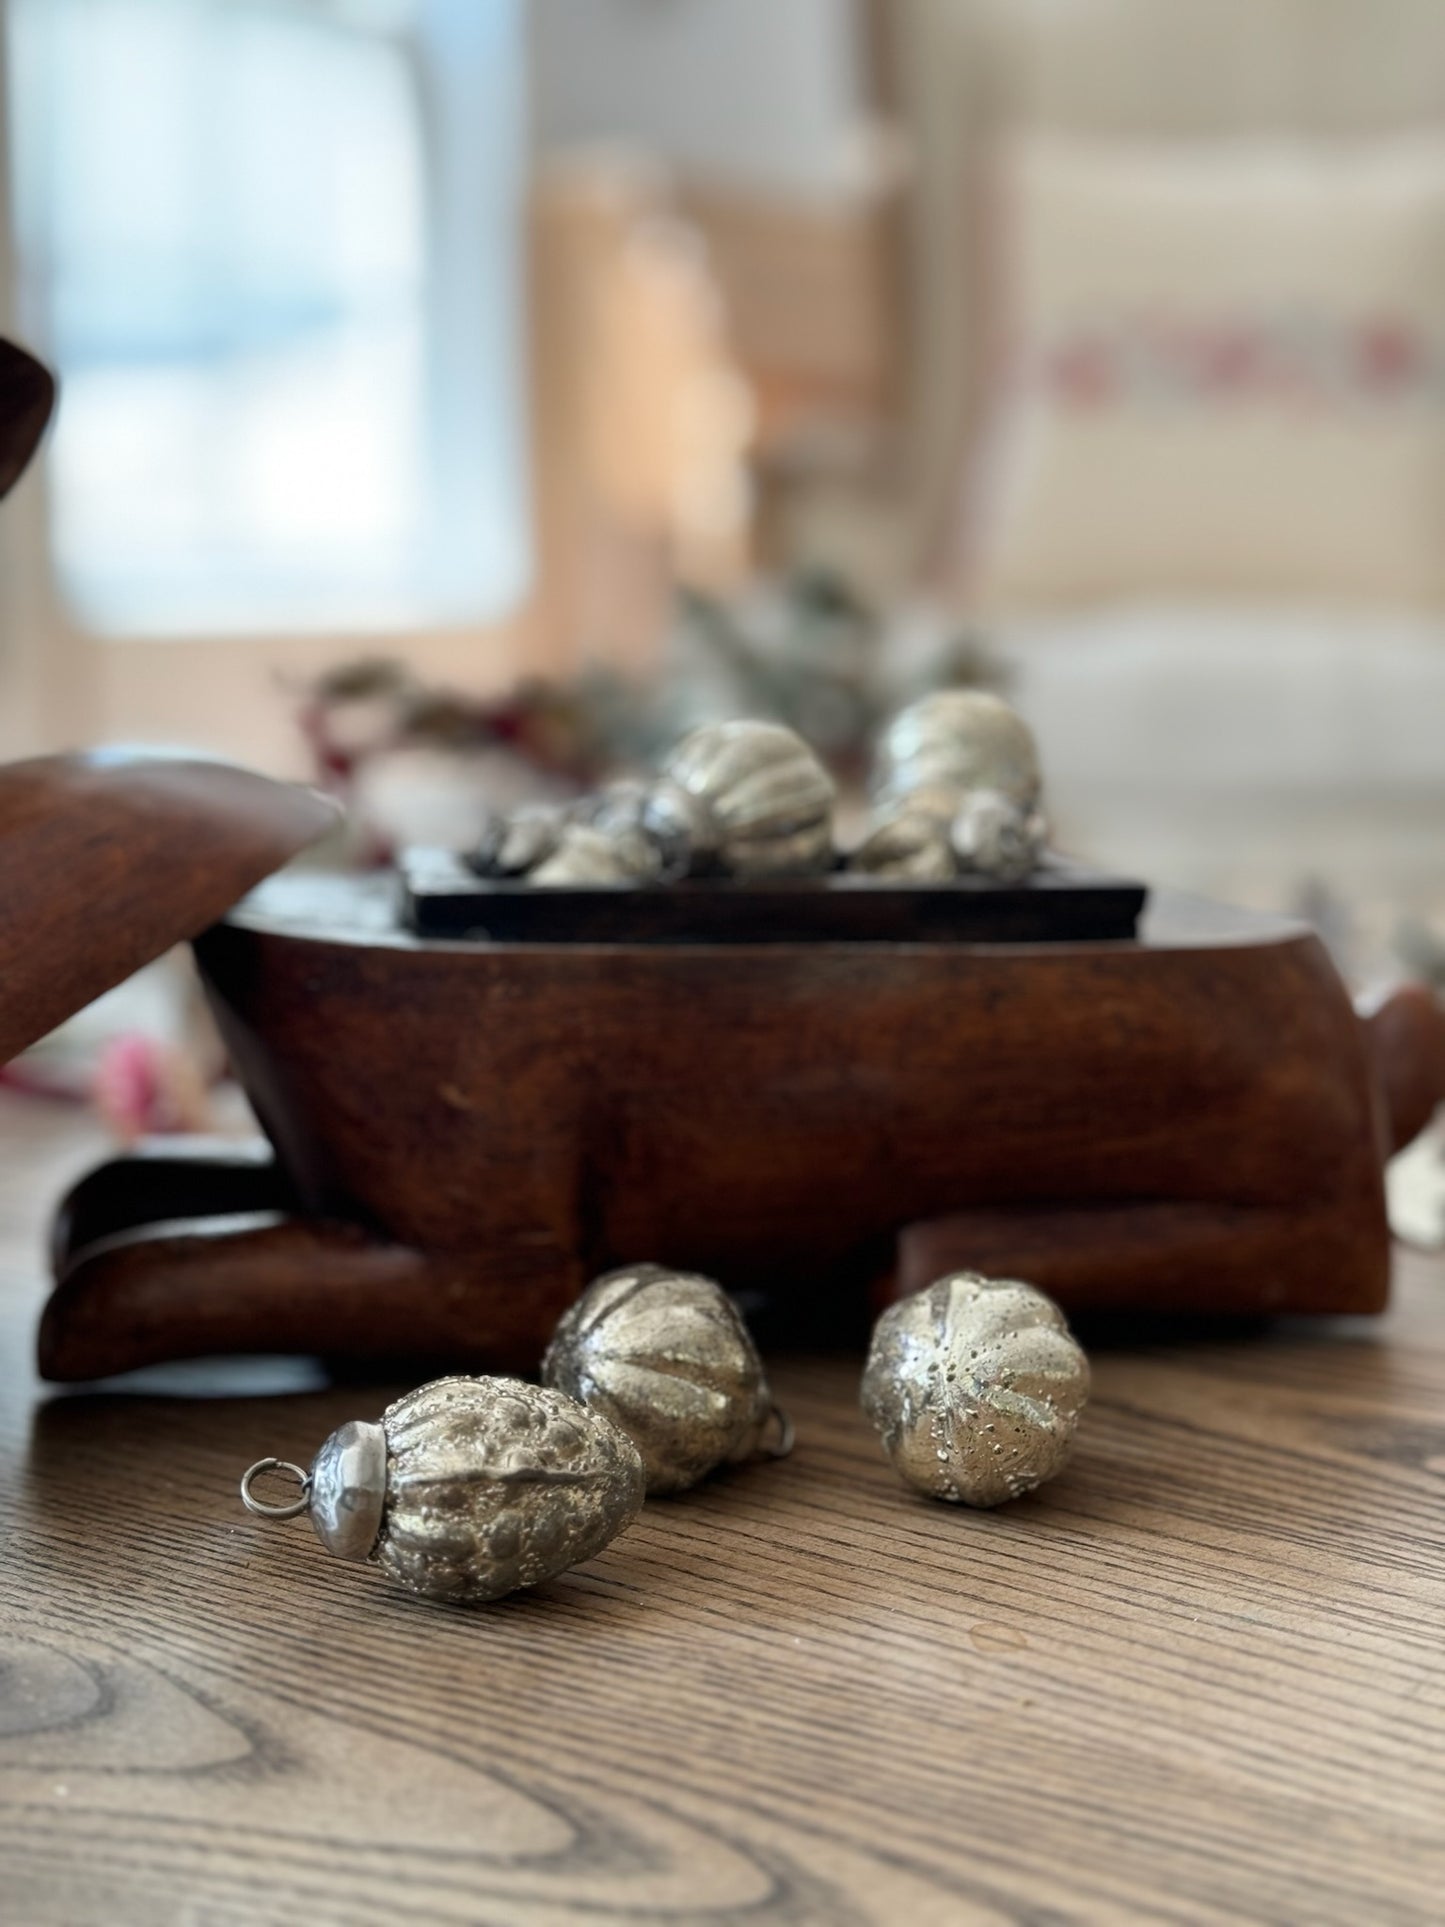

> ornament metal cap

[
  {"left": 307, "top": 1419, "right": 388, "bottom": 1560},
  {"left": 241, "top": 1419, "right": 387, "bottom": 1562}
]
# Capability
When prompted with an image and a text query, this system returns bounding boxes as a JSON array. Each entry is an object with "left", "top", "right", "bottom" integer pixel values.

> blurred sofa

[{"left": 1014, "top": 605, "right": 1445, "bottom": 908}]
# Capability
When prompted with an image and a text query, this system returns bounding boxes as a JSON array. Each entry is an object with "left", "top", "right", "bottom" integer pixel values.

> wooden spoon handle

[{"left": 1360, "top": 983, "right": 1445, "bottom": 1155}]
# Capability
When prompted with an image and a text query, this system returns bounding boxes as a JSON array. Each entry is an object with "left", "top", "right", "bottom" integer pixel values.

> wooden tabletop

[{"left": 1, "top": 1095, "right": 1442, "bottom": 1925}]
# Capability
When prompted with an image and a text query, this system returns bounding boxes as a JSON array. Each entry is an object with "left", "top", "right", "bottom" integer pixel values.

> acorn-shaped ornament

[
  {"left": 862, "top": 1272, "right": 1089, "bottom": 1506},
  {"left": 241, "top": 1376, "right": 645, "bottom": 1602},
  {"left": 644, "top": 720, "right": 836, "bottom": 878},
  {"left": 543, "top": 1263, "right": 790, "bottom": 1494}
]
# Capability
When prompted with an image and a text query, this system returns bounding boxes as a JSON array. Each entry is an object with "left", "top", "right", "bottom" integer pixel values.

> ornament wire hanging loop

[
  {"left": 759, "top": 1404, "right": 795, "bottom": 1462},
  {"left": 240, "top": 1458, "right": 312, "bottom": 1520}
]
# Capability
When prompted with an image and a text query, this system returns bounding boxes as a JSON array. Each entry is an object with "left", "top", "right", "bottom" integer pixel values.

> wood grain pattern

[{"left": 4, "top": 1096, "right": 1444, "bottom": 1924}]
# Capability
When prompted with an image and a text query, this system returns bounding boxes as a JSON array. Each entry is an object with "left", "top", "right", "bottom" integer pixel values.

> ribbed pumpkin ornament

[
  {"left": 543, "top": 1263, "right": 788, "bottom": 1494},
  {"left": 861, "top": 1273, "right": 1089, "bottom": 1506},
  {"left": 643, "top": 720, "right": 836, "bottom": 878},
  {"left": 241, "top": 1376, "right": 645, "bottom": 1603},
  {"left": 528, "top": 778, "right": 692, "bottom": 885},
  {"left": 529, "top": 822, "right": 662, "bottom": 885},
  {"left": 848, "top": 807, "right": 956, "bottom": 881},
  {"left": 875, "top": 690, "right": 1043, "bottom": 817},
  {"left": 868, "top": 691, "right": 1049, "bottom": 881}
]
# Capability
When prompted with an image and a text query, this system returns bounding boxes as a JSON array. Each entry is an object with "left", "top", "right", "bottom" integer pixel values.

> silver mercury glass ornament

[
  {"left": 875, "top": 689, "right": 1043, "bottom": 816},
  {"left": 848, "top": 807, "right": 957, "bottom": 881},
  {"left": 529, "top": 821, "right": 662, "bottom": 886},
  {"left": 861, "top": 1272, "right": 1089, "bottom": 1506},
  {"left": 643, "top": 719, "right": 836, "bottom": 878},
  {"left": 869, "top": 690, "right": 1050, "bottom": 882},
  {"left": 529, "top": 778, "right": 691, "bottom": 886},
  {"left": 470, "top": 801, "right": 568, "bottom": 878},
  {"left": 542, "top": 1263, "right": 792, "bottom": 1495},
  {"left": 240, "top": 1376, "right": 645, "bottom": 1603},
  {"left": 950, "top": 788, "right": 1048, "bottom": 883}
]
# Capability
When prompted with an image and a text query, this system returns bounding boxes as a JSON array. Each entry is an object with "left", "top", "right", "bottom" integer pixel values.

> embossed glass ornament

[
  {"left": 868, "top": 690, "right": 1051, "bottom": 881},
  {"left": 848, "top": 808, "right": 957, "bottom": 881},
  {"left": 542, "top": 1263, "right": 792, "bottom": 1494},
  {"left": 875, "top": 690, "right": 1044, "bottom": 819},
  {"left": 529, "top": 821, "right": 663, "bottom": 886},
  {"left": 950, "top": 788, "right": 1048, "bottom": 882},
  {"left": 861, "top": 1272, "right": 1089, "bottom": 1506},
  {"left": 527, "top": 779, "right": 692, "bottom": 886},
  {"left": 470, "top": 785, "right": 674, "bottom": 887},
  {"left": 469, "top": 802, "right": 568, "bottom": 878},
  {"left": 643, "top": 719, "right": 836, "bottom": 878},
  {"left": 240, "top": 1375, "right": 645, "bottom": 1602}
]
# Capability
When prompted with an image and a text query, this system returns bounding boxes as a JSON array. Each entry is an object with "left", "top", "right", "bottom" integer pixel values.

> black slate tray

[{"left": 400, "top": 849, "right": 1147, "bottom": 945}]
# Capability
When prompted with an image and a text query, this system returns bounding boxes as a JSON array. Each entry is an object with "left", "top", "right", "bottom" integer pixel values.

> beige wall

[
  {"left": 0, "top": 539, "right": 543, "bottom": 780},
  {"left": 530, "top": 0, "right": 865, "bottom": 197},
  {"left": 90, "top": 624, "right": 542, "bottom": 780},
  {"left": 967, "top": 0, "right": 1445, "bottom": 137}
]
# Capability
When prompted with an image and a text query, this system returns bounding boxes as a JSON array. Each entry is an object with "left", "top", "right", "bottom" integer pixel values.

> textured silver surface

[
  {"left": 648, "top": 720, "right": 835, "bottom": 878},
  {"left": 950, "top": 789, "right": 1048, "bottom": 882},
  {"left": 875, "top": 691, "right": 1043, "bottom": 816},
  {"left": 862, "top": 1273, "right": 1089, "bottom": 1507},
  {"left": 308, "top": 1419, "right": 387, "bottom": 1561},
  {"left": 574, "top": 779, "right": 653, "bottom": 838},
  {"left": 472, "top": 803, "right": 567, "bottom": 878},
  {"left": 529, "top": 821, "right": 662, "bottom": 885},
  {"left": 848, "top": 808, "right": 957, "bottom": 880},
  {"left": 371, "top": 1377, "right": 645, "bottom": 1602},
  {"left": 543, "top": 1264, "right": 774, "bottom": 1495}
]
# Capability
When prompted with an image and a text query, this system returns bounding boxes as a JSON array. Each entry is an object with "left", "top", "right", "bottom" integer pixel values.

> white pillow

[{"left": 971, "top": 133, "right": 1445, "bottom": 609}]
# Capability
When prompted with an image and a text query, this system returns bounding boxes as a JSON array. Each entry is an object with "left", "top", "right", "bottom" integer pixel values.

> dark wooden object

[
  {"left": 7, "top": 1103, "right": 1445, "bottom": 1922},
  {"left": 1362, "top": 980, "right": 1445, "bottom": 1155},
  {"left": 0, "top": 337, "right": 55, "bottom": 498},
  {"left": 404, "top": 848, "right": 1146, "bottom": 944},
  {"left": 39, "top": 871, "right": 1445, "bottom": 1380},
  {"left": 0, "top": 756, "right": 337, "bottom": 1067}
]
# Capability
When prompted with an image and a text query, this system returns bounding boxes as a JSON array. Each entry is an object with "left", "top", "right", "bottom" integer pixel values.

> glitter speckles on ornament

[{"left": 861, "top": 1272, "right": 1089, "bottom": 1506}]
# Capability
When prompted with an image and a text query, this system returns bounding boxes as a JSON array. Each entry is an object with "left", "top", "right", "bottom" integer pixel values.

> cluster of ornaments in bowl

[{"left": 467, "top": 692, "right": 1048, "bottom": 888}]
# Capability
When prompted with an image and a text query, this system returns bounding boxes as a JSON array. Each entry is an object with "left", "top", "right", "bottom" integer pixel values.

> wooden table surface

[{"left": 1, "top": 1095, "right": 1442, "bottom": 1926}]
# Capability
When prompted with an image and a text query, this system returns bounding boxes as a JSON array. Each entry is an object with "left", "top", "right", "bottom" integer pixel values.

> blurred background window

[{"left": 6, "top": 0, "right": 529, "bottom": 636}]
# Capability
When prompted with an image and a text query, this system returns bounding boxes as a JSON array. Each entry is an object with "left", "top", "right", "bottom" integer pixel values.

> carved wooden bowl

[{"left": 41, "top": 865, "right": 1438, "bottom": 1381}]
